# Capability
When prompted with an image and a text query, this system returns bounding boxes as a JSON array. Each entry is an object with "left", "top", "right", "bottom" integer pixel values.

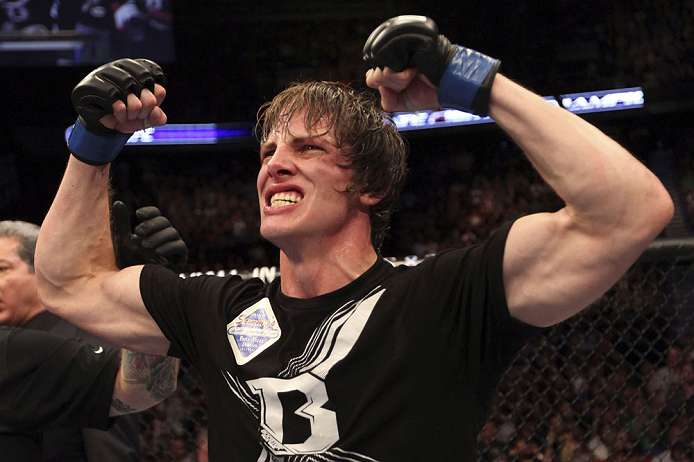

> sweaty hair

[
  {"left": 0, "top": 221, "right": 40, "bottom": 272},
  {"left": 257, "top": 81, "right": 408, "bottom": 251}
]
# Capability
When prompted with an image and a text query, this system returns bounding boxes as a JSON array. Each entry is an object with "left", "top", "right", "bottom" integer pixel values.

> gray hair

[{"left": 0, "top": 221, "right": 40, "bottom": 272}]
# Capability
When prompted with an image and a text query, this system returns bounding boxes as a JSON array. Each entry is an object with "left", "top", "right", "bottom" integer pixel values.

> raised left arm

[
  {"left": 365, "top": 16, "right": 674, "bottom": 327},
  {"left": 488, "top": 75, "right": 673, "bottom": 326}
]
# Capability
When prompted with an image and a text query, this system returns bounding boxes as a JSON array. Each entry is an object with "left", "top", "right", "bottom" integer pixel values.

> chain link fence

[
  {"left": 480, "top": 239, "right": 694, "bottom": 461},
  {"left": 138, "top": 239, "right": 694, "bottom": 461}
]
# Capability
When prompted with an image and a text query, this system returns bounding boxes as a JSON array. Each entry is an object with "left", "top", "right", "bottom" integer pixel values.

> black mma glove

[
  {"left": 111, "top": 200, "right": 188, "bottom": 273},
  {"left": 68, "top": 58, "right": 166, "bottom": 165},
  {"left": 363, "top": 15, "right": 500, "bottom": 116}
]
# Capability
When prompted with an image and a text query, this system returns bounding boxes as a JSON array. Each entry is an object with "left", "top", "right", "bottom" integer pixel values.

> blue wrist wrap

[
  {"left": 437, "top": 45, "right": 500, "bottom": 115},
  {"left": 67, "top": 118, "right": 131, "bottom": 165}
]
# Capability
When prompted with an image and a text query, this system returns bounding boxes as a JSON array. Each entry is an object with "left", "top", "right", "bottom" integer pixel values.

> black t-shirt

[
  {"left": 23, "top": 312, "right": 141, "bottom": 462},
  {"left": 0, "top": 326, "right": 120, "bottom": 461},
  {"left": 140, "top": 221, "right": 542, "bottom": 461}
]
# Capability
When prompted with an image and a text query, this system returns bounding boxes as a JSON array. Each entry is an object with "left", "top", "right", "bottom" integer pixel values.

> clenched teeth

[{"left": 270, "top": 192, "right": 303, "bottom": 208}]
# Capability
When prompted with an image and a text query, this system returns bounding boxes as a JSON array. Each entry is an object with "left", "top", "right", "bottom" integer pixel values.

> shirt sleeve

[
  {"left": 414, "top": 221, "right": 542, "bottom": 343},
  {"left": 139, "top": 265, "right": 206, "bottom": 359},
  {"left": 140, "top": 264, "right": 262, "bottom": 362},
  {"left": 0, "top": 327, "right": 120, "bottom": 433}
]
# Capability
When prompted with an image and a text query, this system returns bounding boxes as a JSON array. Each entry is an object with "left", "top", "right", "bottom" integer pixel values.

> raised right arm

[
  {"left": 36, "top": 158, "right": 170, "bottom": 354},
  {"left": 35, "top": 59, "right": 170, "bottom": 355}
]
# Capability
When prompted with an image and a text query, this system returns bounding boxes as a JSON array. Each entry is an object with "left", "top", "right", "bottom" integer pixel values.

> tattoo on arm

[
  {"left": 119, "top": 350, "right": 178, "bottom": 407},
  {"left": 145, "top": 355, "right": 178, "bottom": 402},
  {"left": 112, "top": 398, "right": 137, "bottom": 413}
]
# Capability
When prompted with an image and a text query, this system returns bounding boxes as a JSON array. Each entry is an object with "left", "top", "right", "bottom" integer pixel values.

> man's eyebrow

[
  {"left": 260, "top": 133, "right": 336, "bottom": 151},
  {"left": 290, "top": 135, "right": 335, "bottom": 147},
  {"left": 259, "top": 140, "right": 276, "bottom": 151}
]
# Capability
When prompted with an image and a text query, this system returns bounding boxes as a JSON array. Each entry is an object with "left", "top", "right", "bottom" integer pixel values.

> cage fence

[
  {"left": 138, "top": 240, "right": 694, "bottom": 461},
  {"left": 480, "top": 241, "right": 694, "bottom": 461}
]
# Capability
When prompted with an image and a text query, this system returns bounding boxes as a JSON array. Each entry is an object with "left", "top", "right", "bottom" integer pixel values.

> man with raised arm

[{"left": 35, "top": 16, "right": 673, "bottom": 461}]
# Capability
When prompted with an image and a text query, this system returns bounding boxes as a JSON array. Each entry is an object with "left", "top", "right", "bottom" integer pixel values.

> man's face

[
  {"left": 0, "top": 237, "right": 42, "bottom": 326},
  {"left": 257, "top": 112, "right": 361, "bottom": 249}
]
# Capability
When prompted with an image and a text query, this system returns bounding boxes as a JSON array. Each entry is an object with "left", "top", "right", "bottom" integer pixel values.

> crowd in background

[
  {"left": 113, "top": 133, "right": 568, "bottom": 272},
  {"left": 176, "top": 0, "right": 694, "bottom": 122},
  {"left": 104, "top": 0, "right": 694, "bottom": 271},
  {"left": 544, "top": 0, "right": 694, "bottom": 91},
  {"left": 116, "top": 121, "right": 693, "bottom": 272},
  {"left": 609, "top": 0, "right": 694, "bottom": 88},
  {"left": 478, "top": 267, "right": 694, "bottom": 462},
  {"left": 5, "top": 0, "right": 693, "bottom": 460}
]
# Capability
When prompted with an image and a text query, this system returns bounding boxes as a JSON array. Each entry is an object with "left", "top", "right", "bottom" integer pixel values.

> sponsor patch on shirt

[{"left": 227, "top": 298, "right": 281, "bottom": 365}]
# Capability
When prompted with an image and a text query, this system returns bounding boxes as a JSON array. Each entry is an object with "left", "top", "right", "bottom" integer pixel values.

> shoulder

[
  {"left": 403, "top": 220, "right": 514, "bottom": 279},
  {"left": 140, "top": 264, "right": 269, "bottom": 314},
  {"left": 142, "top": 264, "right": 266, "bottom": 290},
  {"left": 141, "top": 265, "right": 252, "bottom": 297}
]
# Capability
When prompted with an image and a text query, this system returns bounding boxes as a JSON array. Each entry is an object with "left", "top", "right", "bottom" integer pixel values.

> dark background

[{"left": 2, "top": 0, "right": 693, "bottom": 231}]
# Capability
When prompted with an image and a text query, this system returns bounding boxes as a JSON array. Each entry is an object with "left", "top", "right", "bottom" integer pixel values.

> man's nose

[{"left": 266, "top": 144, "right": 296, "bottom": 177}]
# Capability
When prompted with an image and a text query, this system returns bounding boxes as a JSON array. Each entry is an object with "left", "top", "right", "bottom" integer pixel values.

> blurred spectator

[
  {"left": 649, "top": 347, "right": 684, "bottom": 411},
  {"left": 196, "top": 427, "right": 208, "bottom": 462},
  {"left": 169, "top": 435, "right": 194, "bottom": 462},
  {"left": 478, "top": 419, "right": 506, "bottom": 461},
  {"left": 664, "top": 361, "right": 694, "bottom": 419},
  {"left": 587, "top": 424, "right": 612, "bottom": 461},
  {"left": 653, "top": 423, "right": 692, "bottom": 462}
]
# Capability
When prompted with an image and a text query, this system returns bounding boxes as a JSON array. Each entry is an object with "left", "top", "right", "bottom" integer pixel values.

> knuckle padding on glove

[
  {"left": 366, "top": 33, "right": 435, "bottom": 72},
  {"left": 71, "top": 58, "right": 166, "bottom": 135},
  {"left": 363, "top": 16, "right": 453, "bottom": 86},
  {"left": 364, "top": 15, "right": 499, "bottom": 116},
  {"left": 134, "top": 58, "right": 167, "bottom": 88}
]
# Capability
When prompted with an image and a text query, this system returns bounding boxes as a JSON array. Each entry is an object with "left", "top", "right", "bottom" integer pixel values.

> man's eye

[
  {"left": 302, "top": 145, "right": 322, "bottom": 152},
  {"left": 261, "top": 150, "right": 275, "bottom": 162}
]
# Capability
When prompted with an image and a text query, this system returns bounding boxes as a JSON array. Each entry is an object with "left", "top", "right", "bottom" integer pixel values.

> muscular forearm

[
  {"left": 35, "top": 156, "right": 116, "bottom": 299},
  {"left": 488, "top": 75, "right": 673, "bottom": 235},
  {"left": 111, "top": 349, "right": 179, "bottom": 416}
]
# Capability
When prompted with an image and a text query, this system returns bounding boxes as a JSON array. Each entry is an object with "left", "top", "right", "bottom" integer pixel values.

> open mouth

[{"left": 269, "top": 191, "right": 303, "bottom": 208}]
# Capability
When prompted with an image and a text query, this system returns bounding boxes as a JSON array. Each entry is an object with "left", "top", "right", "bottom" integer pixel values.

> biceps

[
  {"left": 100, "top": 267, "right": 171, "bottom": 353},
  {"left": 503, "top": 212, "right": 632, "bottom": 327},
  {"left": 45, "top": 266, "right": 170, "bottom": 354}
]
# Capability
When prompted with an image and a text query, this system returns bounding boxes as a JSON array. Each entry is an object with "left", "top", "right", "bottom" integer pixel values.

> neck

[
  {"left": 278, "top": 238, "right": 377, "bottom": 299},
  {"left": 271, "top": 203, "right": 380, "bottom": 298}
]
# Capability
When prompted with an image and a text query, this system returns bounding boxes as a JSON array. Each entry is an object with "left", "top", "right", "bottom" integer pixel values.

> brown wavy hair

[{"left": 257, "top": 81, "right": 408, "bottom": 251}]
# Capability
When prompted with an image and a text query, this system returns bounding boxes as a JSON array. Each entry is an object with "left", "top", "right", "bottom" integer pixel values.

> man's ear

[{"left": 359, "top": 190, "right": 385, "bottom": 206}]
